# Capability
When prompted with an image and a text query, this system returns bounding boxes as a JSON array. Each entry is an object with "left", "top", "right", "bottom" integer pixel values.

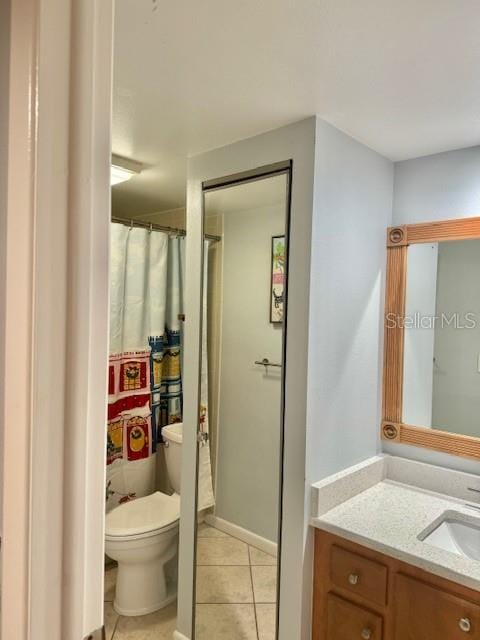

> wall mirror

[
  {"left": 192, "top": 166, "right": 291, "bottom": 639},
  {"left": 382, "top": 217, "right": 480, "bottom": 459}
]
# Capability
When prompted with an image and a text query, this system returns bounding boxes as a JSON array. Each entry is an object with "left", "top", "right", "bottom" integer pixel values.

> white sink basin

[{"left": 420, "top": 511, "right": 480, "bottom": 560}]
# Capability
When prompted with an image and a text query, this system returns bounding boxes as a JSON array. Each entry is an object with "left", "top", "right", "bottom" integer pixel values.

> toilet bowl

[
  {"left": 105, "top": 423, "right": 183, "bottom": 616},
  {"left": 105, "top": 491, "right": 180, "bottom": 615}
]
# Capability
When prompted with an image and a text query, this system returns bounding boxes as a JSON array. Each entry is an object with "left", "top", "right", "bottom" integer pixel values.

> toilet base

[
  {"left": 107, "top": 526, "right": 179, "bottom": 617},
  {"left": 113, "top": 578, "right": 177, "bottom": 617}
]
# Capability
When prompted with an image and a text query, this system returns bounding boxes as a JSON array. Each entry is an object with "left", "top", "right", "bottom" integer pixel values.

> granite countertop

[{"left": 310, "top": 456, "right": 480, "bottom": 591}]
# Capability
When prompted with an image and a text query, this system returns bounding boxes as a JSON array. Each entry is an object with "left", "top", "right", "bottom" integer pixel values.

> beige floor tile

[
  {"left": 255, "top": 604, "right": 276, "bottom": 640},
  {"left": 104, "top": 565, "right": 118, "bottom": 602},
  {"left": 251, "top": 566, "right": 277, "bottom": 603},
  {"left": 196, "top": 566, "right": 253, "bottom": 603},
  {"left": 195, "top": 604, "right": 257, "bottom": 640},
  {"left": 196, "top": 537, "right": 249, "bottom": 565},
  {"left": 113, "top": 603, "right": 177, "bottom": 639},
  {"left": 197, "top": 522, "right": 228, "bottom": 538},
  {"left": 104, "top": 603, "right": 119, "bottom": 640},
  {"left": 248, "top": 546, "right": 277, "bottom": 566}
]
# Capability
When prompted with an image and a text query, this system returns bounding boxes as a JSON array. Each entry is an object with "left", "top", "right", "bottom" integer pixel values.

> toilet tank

[{"left": 161, "top": 423, "right": 183, "bottom": 495}]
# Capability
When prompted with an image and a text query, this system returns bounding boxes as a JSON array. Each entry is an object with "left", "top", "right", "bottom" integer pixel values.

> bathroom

[
  {"left": 3, "top": 2, "right": 480, "bottom": 640},
  {"left": 104, "top": 131, "right": 480, "bottom": 639},
  {"left": 106, "top": 3, "right": 480, "bottom": 639}
]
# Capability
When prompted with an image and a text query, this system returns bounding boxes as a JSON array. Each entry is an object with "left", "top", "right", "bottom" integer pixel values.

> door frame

[
  {"left": 2, "top": 0, "right": 113, "bottom": 638},
  {"left": 178, "top": 118, "right": 316, "bottom": 640}
]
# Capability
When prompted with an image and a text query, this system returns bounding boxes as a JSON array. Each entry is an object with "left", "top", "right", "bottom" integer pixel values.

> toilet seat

[{"left": 106, "top": 491, "right": 180, "bottom": 541}]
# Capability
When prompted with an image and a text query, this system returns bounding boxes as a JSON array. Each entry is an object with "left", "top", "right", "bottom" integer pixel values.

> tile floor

[
  {"left": 104, "top": 523, "right": 277, "bottom": 640},
  {"left": 195, "top": 523, "right": 277, "bottom": 640}
]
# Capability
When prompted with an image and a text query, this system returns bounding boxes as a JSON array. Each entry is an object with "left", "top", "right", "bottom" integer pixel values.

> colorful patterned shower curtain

[
  {"left": 106, "top": 225, "right": 215, "bottom": 513},
  {"left": 150, "top": 237, "right": 185, "bottom": 444},
  {"left": 106, "top": 225, "right": 185, "bottom": 510}
]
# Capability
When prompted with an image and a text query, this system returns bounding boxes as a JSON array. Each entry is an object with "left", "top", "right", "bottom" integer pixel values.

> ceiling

[{"left": 112, "top": 0, "right": 480, "bottom": 217}]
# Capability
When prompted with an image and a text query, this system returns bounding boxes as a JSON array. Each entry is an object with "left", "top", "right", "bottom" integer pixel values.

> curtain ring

[{"left": 149, "top": 223, "right": 153, "bottom": 234}]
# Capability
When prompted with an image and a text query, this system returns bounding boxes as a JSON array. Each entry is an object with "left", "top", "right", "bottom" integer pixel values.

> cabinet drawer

[
  {"left": 327, "top": 594, "right": 383, "bottom": 640},
  {"left": 330, "top": 545, "right": 388, "bottom": 606},
  {"left": 394, "top": 574, "right": 480, "bottom": 640}
]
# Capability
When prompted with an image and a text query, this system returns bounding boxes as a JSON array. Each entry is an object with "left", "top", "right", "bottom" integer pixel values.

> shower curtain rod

[{"left": 111, "top": 216, "right": 222, "bottom": 243}]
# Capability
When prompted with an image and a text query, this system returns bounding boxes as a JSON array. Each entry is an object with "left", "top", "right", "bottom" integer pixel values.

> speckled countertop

[{"left": 310, "top": 455, "right": 480, "bottom": 591}]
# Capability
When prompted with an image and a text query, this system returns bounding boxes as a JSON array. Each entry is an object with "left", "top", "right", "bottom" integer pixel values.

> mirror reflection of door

[{"left": 194, "top": 171, "right": 290, "bottom": 640}]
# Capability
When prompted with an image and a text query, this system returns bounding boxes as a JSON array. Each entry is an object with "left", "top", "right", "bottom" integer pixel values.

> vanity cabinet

[
  {"left": 313, "top": 529, "right": 480, "bottom": 640},
  {"left": 326, "top": 594, "right": 383, "bottom": 640},
  {"left": 394, "top": 574, "right": 480, "bottom": 639}
]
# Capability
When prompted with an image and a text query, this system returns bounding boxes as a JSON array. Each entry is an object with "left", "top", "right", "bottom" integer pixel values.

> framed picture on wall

[{"left": 270, "top": 235, "right": 285, "bottom": 323}]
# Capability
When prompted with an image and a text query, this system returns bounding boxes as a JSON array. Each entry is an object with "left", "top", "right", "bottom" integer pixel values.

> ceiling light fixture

[{"left": 111, "top": 154, "right": 143, "bottom": 186}]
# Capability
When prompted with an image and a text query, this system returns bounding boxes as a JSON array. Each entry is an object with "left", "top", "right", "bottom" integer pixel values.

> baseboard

[
  {"left": 173, "top": 631, "right": 189, "bottom": 640},
  {"left": 205, "top": 514, "right": 277, "bottom": 557}
]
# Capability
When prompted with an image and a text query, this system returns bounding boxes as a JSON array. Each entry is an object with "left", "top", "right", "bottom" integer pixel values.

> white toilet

[{"left": 105, "top": 422, "right": 183, "bottom": 616}]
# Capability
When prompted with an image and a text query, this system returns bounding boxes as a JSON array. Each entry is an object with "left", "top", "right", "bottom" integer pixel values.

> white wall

[
  {"left": 385, "top": 146, "right": 480, "bottom": 474},
  {"left": 306, "top": 119, "right": 394, "bottom": 480},
  {"left": 214, "top": 201, "right": 285, "bottom": 543}
]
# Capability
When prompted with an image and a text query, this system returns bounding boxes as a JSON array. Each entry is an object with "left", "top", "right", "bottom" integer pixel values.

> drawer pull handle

[
  {"left": 459, "top": 618, "right": 471, "bottom": 633},
  {"left": 361, "top": 629, "right": 372, "bottom": 640},
  {"left": 348, "top": 573, "right": 359, "bottom": 585}
]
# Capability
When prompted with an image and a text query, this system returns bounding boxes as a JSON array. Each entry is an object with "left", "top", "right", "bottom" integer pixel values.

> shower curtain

[{"left": 106, "top": 223, "right": 214, "bottom": 512}]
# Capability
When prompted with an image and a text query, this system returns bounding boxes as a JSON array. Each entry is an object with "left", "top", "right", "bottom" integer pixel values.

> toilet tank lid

[
  {"left": 161, "top": 422, "right": 183, "bottom": 444},
  {"left": 105, "top": 491, "right": 180, "bottom": 537}
]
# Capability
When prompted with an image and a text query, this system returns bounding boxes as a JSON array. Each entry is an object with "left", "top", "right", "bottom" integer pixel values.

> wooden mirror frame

[{"left": 381, "top": 216, "right": 480, "bottom": 460}]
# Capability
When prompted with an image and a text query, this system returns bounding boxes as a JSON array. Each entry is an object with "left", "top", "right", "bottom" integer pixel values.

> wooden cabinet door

[
  {"left": 326, "top": 594, "right": 383, "bottom": 640},
  {"left": 394, "top": 574, "right": 480, "bottom": 640},
  {"left": 330, "top": 545, "right": 388, "bottom": 606}
]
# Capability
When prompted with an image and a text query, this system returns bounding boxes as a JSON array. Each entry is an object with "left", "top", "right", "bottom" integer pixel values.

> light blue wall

[
  {"left": 307, "top": 119, "right": 394, "bottom": 482},
  {"left": 214, "top": 200, "right": 285, "bottom": 542},
  {"left": 393, "top": 146, "right": 480, "bottom": 223}
]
